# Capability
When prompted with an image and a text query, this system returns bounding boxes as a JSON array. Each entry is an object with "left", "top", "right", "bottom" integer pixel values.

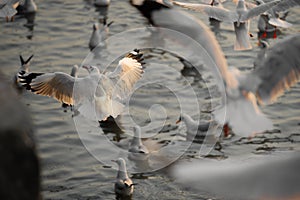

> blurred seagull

[
  {"left": 112, "top": 158, "right": 135, "bottom": 198},
  {"left": 173, "top": 153, "right": 300, "bottom": 200},
  {"left": 172, "top": 0, "right": 280, "bottom": 50},
  {"left": 257, "top": 0, "right": 299, "bottom": 29},
  {"left": 18, "top": 49, "right": 144, "bottom": 121},
  {"left": 88, "top": 19, "right": 113, "bottom": 50},
  {"left": 129, "top": 125, "right": 149, "bottom": 154},
  {"left": 17, "top": 0, "right": 37, "bottom": 14},
  {"left": 14, "top": 54, "right": 33, "bottom": 93},
  {"left": 61, "top": 65, "right": 79, "bottom": 110},
  {"left": 130, "top": 1, "right": 300, "bottom": 136},
  {"left": 176, "top": 113, "right": 211, "bottom": 141},
  {"left": 0, "top": 0, "right": 20, "bottom": 21},
  {"left": 94, "top": 0, "right": 110, "bottom": 7}
]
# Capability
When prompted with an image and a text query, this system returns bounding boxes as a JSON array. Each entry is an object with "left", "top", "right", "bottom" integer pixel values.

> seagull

[
  {"left": 172, "top": 0, "right": 280, "bottom": 50},
  {"left": 94, "top": 0, "right": 110, "bottom": 7},
  {"left": 13, "top": 54, "right": 34, "bottom": 93},
  {"left": 173, "top": 153, "right": 300, "bottom": 200},
  {"left": 18, "top": 49, "right": 144, "bottom": 121},
  {"left": 88, "top": 19, "right": 113, "bottom": 51},
  {"left": 257, "top": 0, "right": 299, "bottom": 29},
  {"left": 176, "top": 113, "right": 211, "bottom": 141},
  {"left": 62, "top": 65, "right": 79, "bottom": 109},
  {"left": 112, "top": 158, "right": 135, "bottom": 198},
  {"left": 17, "top": 0, "right": 37, "bottom": 14},
  {"left": 129, "top": 125, "right": 149, "bottom": 159},
  {"left": 130, "top": 1, "right": 300, "bottom": 136},
  {"left": 0, "top": 0, "right": 20, "bottom": 21}
]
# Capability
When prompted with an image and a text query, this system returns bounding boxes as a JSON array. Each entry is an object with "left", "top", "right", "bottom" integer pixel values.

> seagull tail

[{"left": 214, "top": 92, "right": 273, "bottom": 137}]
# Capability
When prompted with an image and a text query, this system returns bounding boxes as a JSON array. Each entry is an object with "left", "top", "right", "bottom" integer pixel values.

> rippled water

[{"left": 1, "top": 0, "right": 300, "bottom": 199}]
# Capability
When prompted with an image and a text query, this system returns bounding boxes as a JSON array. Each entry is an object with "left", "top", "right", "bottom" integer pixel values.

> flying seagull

[
  {"left": 172, "top": 0, "right": 280, "bottom": 50},
  {"left": 130, "top": 1, "right": 300, "bottom": 136},
  {"left": 19, "top": 49, "right": 144, "bottom": 121}
]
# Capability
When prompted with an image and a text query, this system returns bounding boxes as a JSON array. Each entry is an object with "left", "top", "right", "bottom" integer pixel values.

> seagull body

[
  {"left": 19, "top": 49, "right": 144, "bottom": 121},
  {"left": 129, "top": 126, "right": 149, "bottom": 160},
  {"left": 17, "top": 0, "right": 37, "bottom": 14},
  {"left": 131, "top": 1, "right": 300, "bottom": 136},
  {"left": 173, "top": 0, "right": 280, "bottom": 50},
  {"left": 176, "top": 113, "right": 212, "bottom": 141},
  {"left": 94, "top": 0, "right": 110, "bottom": 7},
  {"left": 112, "top": 158, "right": 134, "bottom": 198},
  {"left": 88, "top": 20, "right": 112, "bottom": 51},
  {"left": 0, "top": 0, "right": 20, "bottom": 21},
  {"left": 14, "top": 55, "right": 33, "bottom": 93}
]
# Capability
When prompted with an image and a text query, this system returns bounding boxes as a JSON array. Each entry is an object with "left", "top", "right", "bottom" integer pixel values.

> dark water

[{"left": 0, "top": 0, "right": 299, "bottom": 199}]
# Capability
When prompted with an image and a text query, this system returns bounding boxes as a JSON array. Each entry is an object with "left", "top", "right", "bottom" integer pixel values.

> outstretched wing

[
  {"left": 253, "top": 34, "right": 300, "bottom": 104},
  {"left": 241, "top": 0, "right": 280, "bottom": 21},
  {"left": 18, "top": 71, "right": 87, "bottom": 105},
  {"left": 173, "top": 1, "right": 237, "bottom": 22},
  {"left": 105, "top": 49, "right": 144, "bottom": 101}
]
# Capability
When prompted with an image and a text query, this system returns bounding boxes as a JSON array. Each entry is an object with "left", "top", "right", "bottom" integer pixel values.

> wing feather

[
  {"left": 173, "top": 1, "right": 237, "bottom": 22},
  {"left": 254, "top": 34, "right": 300, "bottom": 104}
]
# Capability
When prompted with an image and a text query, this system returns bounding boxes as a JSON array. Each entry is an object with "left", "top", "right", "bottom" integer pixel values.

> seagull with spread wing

[
  {"left": 19, "top": 49, "right": 144, "bottom": 121},
  {"left": 130, "top": 0, "right": 300, "bottom": 136},
  {"left": 172, "top": 0, "right": 280, "bottom": 50}
]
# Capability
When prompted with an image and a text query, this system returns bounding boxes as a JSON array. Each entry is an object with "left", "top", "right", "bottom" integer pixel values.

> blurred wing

[
  {"left": 174, "top": 154, "right": 300, "bottom": 199},
  {"left": 254, "top": 34, "right": 300, "bottom": 104},
  {"left": 241, "top": 0, "right": 280, "bottom": 21},
  {"left": 131, "top": 0, "right": 238, "bottom": 89},
  {"left": 272, "top": 0, "right": 300, "bottom": 13},
  {"left": 268, "top": 17, "right": 293, "bottom": 28},
  {"left": 173, "top": 1, "right": 237, "bottom": 22}
]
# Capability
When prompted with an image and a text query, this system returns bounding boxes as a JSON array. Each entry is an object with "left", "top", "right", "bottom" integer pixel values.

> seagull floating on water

[
  {"left": 88, "top": 19, "right": 113, "bottom": 51},
  {"left": 13, "top": 54, "right": 33, "bottom": 93},
  {"left": 128, "top": 125, "right": 149, "bottom": 160},
  {"left": 0, "top": 0, "right": 20, "bottom": 21},
  {"left": 94, "top": 0, "right": 110, "bottom": 7},
  {"left": 172, "top": 0, "right": 280, "bottom": 50},
  {"left": 176, "top": 113, "right": 212, "bottom": 141},
  {"left": 130, "top": 1, "right": 300, "bottom": 136},
  {"left": 19, "top": 49, "right": 144, "bottom": 121},
  {"left": 17, "top": 0, "right": 37, "bottom": 14},
  {"left": 112, "top": 158, "right": 135, "bottom": 198}
]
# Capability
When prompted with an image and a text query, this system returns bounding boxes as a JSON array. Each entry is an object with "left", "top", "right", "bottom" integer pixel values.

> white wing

[
  {"left": 173, "top": 1, "right": 238, "bottom": 22},
  {"left": 19, "top": 71, "right": 93, "bottom": 105},
  {"left": 174, "top": 154, "right": 300, "bottom": 200},
  {"left": 241, "top": 0, "right": 280, "bottom": 21}
]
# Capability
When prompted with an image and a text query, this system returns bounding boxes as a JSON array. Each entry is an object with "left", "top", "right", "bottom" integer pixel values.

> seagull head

[
  {"left": 92, "top": 23, "right": 99, "bottom": 31},
  {"left": 111, "top": 158, "right": 127, "bottom": 170},
  {"left": 82, "top": 65, "right": 100, "bottom": 74}
]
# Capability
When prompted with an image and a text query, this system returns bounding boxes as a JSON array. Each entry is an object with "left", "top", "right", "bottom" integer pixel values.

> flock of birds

[{"left": 1, "top": 0, "right": 300, "bottom": 199}]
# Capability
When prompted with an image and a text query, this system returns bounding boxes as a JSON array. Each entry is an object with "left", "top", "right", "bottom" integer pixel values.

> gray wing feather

[{"left": 254, "top": 34, "right": 300, "bottom": 104}]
